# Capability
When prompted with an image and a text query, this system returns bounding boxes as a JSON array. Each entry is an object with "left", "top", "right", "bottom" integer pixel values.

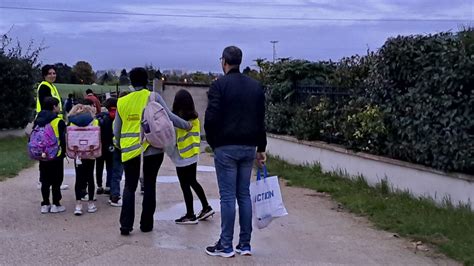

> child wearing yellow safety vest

[
  {"left": 35, "top": 97, "right": 67, "bottom": 214},
  {"left": 166, "top": 89, "right": 215, "bottom": 224}
]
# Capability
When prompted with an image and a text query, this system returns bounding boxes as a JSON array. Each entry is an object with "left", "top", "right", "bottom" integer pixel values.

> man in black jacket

[{"left": 204, "top": 46, "right": 267, "bottom": 257}]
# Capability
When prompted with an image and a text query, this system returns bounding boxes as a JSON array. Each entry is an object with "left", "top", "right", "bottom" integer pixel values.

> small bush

[
  {"left": 341, "top": 105, "right": 387, "bottom": 153},
  {"left": 0, "top": 34, "right": 41, "bottom": 129},
  {"left": 265, "top": 102, "right": 295, "bottom": 134}
]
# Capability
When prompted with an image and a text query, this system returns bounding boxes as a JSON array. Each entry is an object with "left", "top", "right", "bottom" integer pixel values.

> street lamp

[{"left": 270, "top": 40, "right": 279, "bottom": 62}]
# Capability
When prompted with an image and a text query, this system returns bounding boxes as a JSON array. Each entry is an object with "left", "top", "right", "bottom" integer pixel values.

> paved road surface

[{"left": 0, "top": 149, "right": 456, "bottom": 265}]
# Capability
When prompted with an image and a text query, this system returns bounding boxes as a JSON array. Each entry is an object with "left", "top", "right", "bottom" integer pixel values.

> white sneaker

[
  {"left": 74, "top": 204, "right": 83, "bottom": 216},
  {"left": 60, "top": 184, "right": 69, "bottom": 190},
  {"left": 87, "top": 202, "right": 97, "bottom": 213},
  {"left": 50, "top": 205, "right": 66, "bottom": 213},
  {"left": 40, "top": 205, "right": 50, "bottom": 214},
  {"left": 81, "top": 194, "right": 89, "bottom": 201}
]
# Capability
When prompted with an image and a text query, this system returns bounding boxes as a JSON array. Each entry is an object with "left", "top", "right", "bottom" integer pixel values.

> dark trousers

[
  {"left": 39, "top": 158, "right": 64, "bottom": 206},
  {"left": 74, "top": 159, "right": 96, "bottom": 201},
  {"left": 96, "top": 151, "right": 113, "bottom": 188},
  {"left": 176, "top": 162, "right": 209, "bottom": 216},
  {"left": 120, "top": 153, "right": 163, "bottom": 232}
]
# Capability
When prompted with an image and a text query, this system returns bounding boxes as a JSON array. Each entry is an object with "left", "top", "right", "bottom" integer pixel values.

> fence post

[{"left": 153, "top": 78, "right": 163, "bottom": 93}]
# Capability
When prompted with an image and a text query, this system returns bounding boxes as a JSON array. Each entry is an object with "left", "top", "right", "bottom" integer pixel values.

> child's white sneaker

[
  {"left": 50, "top": 205, "right": 66, "bottom": 213},
  {"left": 87, "top": 202, "right": 97, "bottom": 213},
  {"left": 74, "top": 203, "right": 83, "bottom": 216},
  {"left": 40, "top": 205, "right": 50, "bottom": 214}
]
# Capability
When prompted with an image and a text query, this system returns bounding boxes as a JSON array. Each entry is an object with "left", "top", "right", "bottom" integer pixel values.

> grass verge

[
  {"left": 0, "top": 136, "right": 35, "bottom": 181},
  {"left": 266, "top": 156, "right": 474, "bottom": 265}
]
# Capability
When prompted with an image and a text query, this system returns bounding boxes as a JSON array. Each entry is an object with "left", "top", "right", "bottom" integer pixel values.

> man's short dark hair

[
  {"left": 41, "top": 65, "right": 56, "bottom": 78},
  {"left": 86, "top": 89, "right": 93, "bottom": 94},
  {"left": 129, "top": 67, "right": 148, "bottom": 88},
  {"left": 222, "top": 46, "right": 242, "bottom": 66},
  {"left": 43, "top": 97, "right": 59, "bottom": 111}
]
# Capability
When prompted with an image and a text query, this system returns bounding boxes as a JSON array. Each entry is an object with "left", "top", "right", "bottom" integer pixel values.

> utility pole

[{"left": 270, "top": 40, "right": 278, "bottom": 62}]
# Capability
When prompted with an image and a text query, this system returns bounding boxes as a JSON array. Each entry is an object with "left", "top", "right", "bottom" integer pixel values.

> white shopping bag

[{"left": 250, "top": 166, "right": 288, "bottom": 229}]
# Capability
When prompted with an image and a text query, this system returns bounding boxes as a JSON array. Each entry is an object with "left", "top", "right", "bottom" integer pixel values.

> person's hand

[
  {"left": 187, "top": 121, "right": 192, "bottom": 131},
  {"left": 256, "top": 152, "right": 266, "bottom": 168}
]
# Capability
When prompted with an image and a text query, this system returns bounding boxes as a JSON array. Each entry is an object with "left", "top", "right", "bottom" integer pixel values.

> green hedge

[
  {"left": 0, "top": 54, "right": 36, "bottom": 129},
  {"left": 367, "top": 30, "right": 473, "bottom": 172},
  {"left": 262, "top": 29, "right": 473, "bottom": 173}
]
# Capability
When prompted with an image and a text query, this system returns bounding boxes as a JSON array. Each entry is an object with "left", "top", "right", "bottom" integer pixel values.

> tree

[
  {"left": 119, "top": 69, "right": 129, "bottom": 85},
  {"left": 189, "top": 71, "right": 213, "bottom": 84},
  {"left": 98, "top": 72, "right": 110, "bottom": 85},
  {"left": 243, "top": 66, "right": 260, "bottom": 81},
  {"left": 144, "top": 63, "right": 162, "bottom": 80},
  {"left": 71, "top": 61, "right": 95, "bottom": 84},
  {"left": 0, "top": 33, "right": 42, "bottom": 128},
  {"left": 54, "top": 63, "right": 73, "bottom": 83}
]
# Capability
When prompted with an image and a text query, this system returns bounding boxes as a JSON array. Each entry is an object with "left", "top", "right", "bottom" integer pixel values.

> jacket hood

[
  {"left": 35, "top": 110, "right": 58, "bottom": 127},
  {"left": 68, "top": 113, "right": 94, "bottom": 127}
]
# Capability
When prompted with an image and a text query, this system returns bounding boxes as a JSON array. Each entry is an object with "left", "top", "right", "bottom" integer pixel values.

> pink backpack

[
  {"left": 141, "top": 92, "right": 176, "bottom": 148},
  {"left": 28, "top": 124, "right": 60, "bottom": 161},
  {"left": 66, "top": 124, "right": 101, "bottom": 159}
]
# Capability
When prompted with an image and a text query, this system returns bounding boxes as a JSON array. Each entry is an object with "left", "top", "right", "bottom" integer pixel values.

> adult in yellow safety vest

[
  {"left": 114, "top": 67, "right": 191, "bottom": 235},
  {"left": 37, "top": 65, "right": 63, "bottom": 119}
]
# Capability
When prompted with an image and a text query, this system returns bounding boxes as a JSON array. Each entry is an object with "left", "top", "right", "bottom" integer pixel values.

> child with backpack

[
  {"left": 166, "top": 89, "right": 214, "bottom": 224},
  {"left": 67, "top": 103, "right": 101, "bottom": 215},
  {"left": 95, "top": 101, "right": 115, "bottom": 196},
  {"left": 30, "top": 97, "right": 67, "bottom": 214}
]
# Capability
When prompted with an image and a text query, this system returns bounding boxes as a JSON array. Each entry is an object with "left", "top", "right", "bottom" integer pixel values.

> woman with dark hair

[
  {"left": 167, "top": 89, "right": 214, "bottom": 224},
  {"left": 36, "top": 64, "right": 69, "bottom": 190},
  {"left": 37, "top": 65, "right": 63, "bottom": 119}
]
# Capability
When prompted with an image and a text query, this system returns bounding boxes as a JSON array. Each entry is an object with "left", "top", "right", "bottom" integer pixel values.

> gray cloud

[{"left": 0, "top": 0, "right": 471, "bottom": 72}]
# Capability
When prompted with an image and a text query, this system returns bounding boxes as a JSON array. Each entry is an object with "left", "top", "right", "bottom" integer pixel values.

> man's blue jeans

[
  {"left": 214, "top": 145, "right": 256, "bottom": 252},
  {"left": 110, "top": 148, "right": 123, "bottom": 197}
]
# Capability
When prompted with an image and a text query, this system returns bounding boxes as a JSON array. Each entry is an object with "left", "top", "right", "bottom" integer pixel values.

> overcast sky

[{"left": 0, "top": 0, "right": 472, "bottom": 73}]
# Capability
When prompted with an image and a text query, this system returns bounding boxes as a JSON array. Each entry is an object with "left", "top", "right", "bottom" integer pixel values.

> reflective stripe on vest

[
  {"left": 50, "top": 117, "right": 62, "bottom": 157},
  {"left": 117, "top": 89, "right": 150, "bottom": 162},
  {"left": 176, "top": 118, "right": 200, "bottom": 159},
  {"left": 36, "top": 81, "right": 63, "bottom": 119}
]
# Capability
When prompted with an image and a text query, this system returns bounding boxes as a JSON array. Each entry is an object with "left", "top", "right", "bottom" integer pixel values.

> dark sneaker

[
  {"left": 197, "top": 206, "right": 215, "bottom": 221},
  {"left": 120, "top": 228, "right": 132, "bottom": 236},
  {"left": 96, "top": 187, "right": 104, "bottom": 195},
  {"left": 205, "top": 241, "right": 235, "bottom": 258},
  {"left": 175, "top": 214, "right": 198, "bottom": 225},
  {"left": 140, "top": 226, "right": 153, "bottom": 233},
  {"left": 108, "top": 196, "right": 122, "bottom": 207},
  {"left": 235, "top": 244, "right": 252, "bottom": 256}
]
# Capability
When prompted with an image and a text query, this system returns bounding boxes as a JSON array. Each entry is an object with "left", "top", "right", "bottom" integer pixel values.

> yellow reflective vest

[
  {"left": 117, "top": 89, "right": 150, "bottom": 162},
  {"left": 50, "top": 117, "right": 62, "bottom": 157},
  {"left": 36, "top": 81, "right": 63, "bottom": 119},
  {"left": 176, "top": 118, "right": 200, "bottom": 159}
]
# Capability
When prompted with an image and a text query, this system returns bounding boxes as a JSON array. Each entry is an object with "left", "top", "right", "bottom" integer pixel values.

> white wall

[{"left": 267, "top": 134, "right": 474, "bottom": 210}]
